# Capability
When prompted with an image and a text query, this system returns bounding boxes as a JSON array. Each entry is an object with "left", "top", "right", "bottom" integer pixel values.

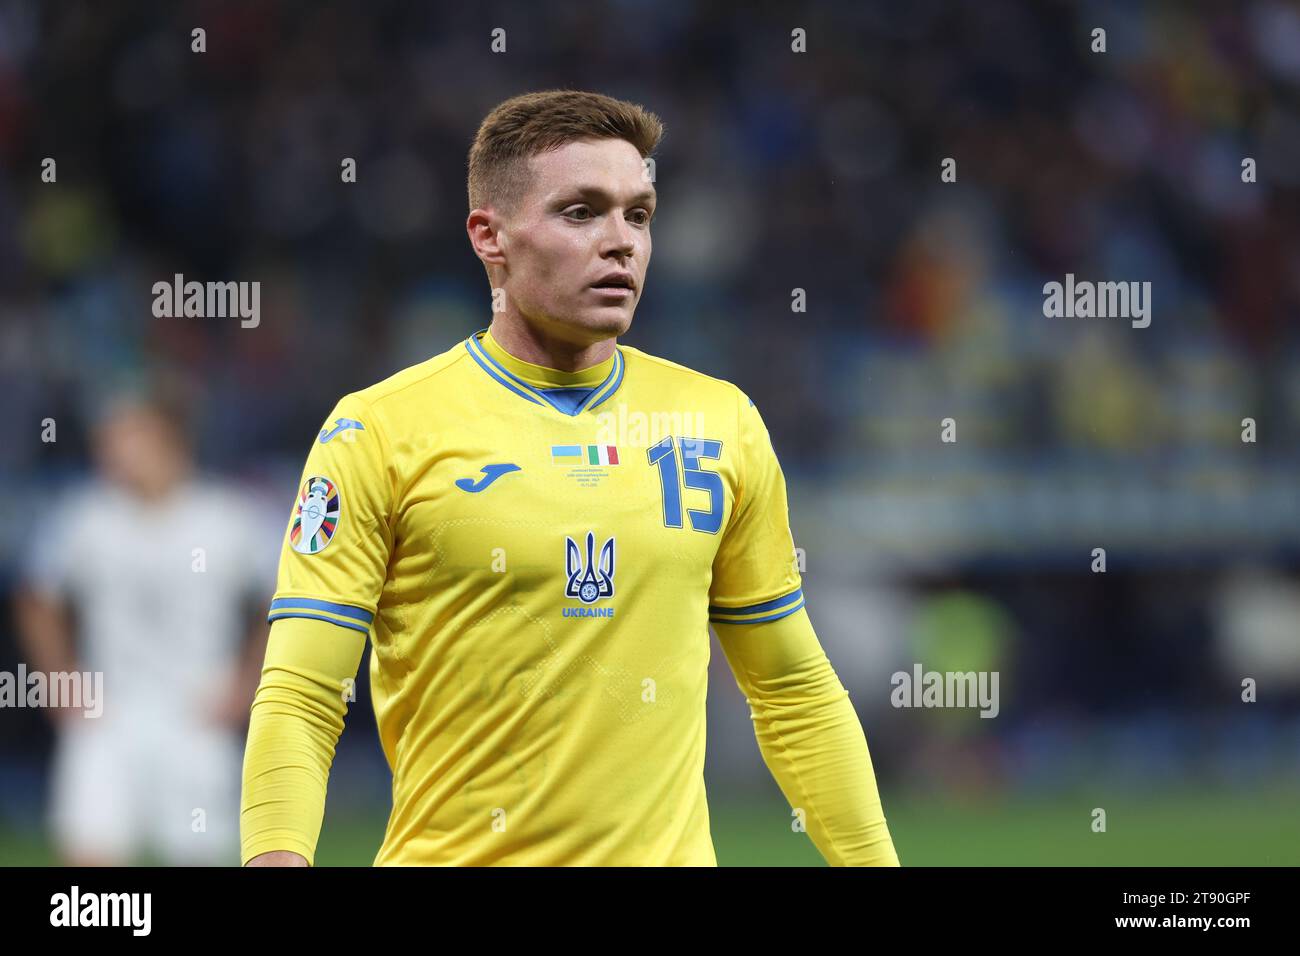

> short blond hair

[{"left": 467, "top": 89, "right": 664, "bottom": 214}]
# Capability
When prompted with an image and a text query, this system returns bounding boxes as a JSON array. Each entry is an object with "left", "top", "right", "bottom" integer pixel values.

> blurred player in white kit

[{"left": 14, "top": 391, "right": 274, "bottom": 865}]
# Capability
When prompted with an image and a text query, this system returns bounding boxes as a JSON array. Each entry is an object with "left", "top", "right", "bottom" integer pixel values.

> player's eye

[
  {"left": 628, "top": 209, "right": 651, "bottom": 226},
  {"left": 564, "top": 206, "right": 593, "bottom": 221}
]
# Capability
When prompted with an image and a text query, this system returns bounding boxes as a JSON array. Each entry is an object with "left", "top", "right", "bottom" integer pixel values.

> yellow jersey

[{"left": 267, "top": 324, "right": 804, "bottom": 865}]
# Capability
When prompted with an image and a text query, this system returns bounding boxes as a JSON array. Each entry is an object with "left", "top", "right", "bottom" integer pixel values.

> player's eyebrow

[{"left": 561, "top": 185, "right": 657, "bottom": 207}]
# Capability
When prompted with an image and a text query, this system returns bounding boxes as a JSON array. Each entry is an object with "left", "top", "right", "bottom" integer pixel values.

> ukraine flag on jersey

[{"left": 269, "top": 325, "right": 804, "bottom": 865}]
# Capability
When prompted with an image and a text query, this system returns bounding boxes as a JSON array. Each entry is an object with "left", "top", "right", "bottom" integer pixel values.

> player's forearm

[
  {"left": 13, "top": 591, "right": 80, "bottom": 675},
  {"left": 716, "top": 609, "right": 900, "bottom": 866},
  {"left": 240, "top": 616, "right": 366, "bottom": 867},
  {"left": 240, "top": 685, "right": 340, "bottom": 866},
  {"left": 748, "top": 672, "right": 898, "bottom": 866},
  {"left": 229, "top": 619, "right": 271, "bottom": 722}
]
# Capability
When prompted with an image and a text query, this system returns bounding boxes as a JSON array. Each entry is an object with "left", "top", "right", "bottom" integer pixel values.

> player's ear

[{"left": 467, "top": 208, "right": 507, "bottom": 268}]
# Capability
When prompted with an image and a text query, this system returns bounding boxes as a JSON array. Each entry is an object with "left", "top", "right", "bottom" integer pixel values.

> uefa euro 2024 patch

[{"left": 290, "top": 476, "right": 340, "bottom": 554}]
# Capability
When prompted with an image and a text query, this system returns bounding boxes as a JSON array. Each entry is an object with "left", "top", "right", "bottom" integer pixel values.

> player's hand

[
  {"left": 245, "top": 850, "right": 309, "bottom": 867},
  {"left": 204, "top": 677, "right": 254, "bottom": 728},
  {"left": 48, "top": 703, "right": 90, "bottom": 728}
]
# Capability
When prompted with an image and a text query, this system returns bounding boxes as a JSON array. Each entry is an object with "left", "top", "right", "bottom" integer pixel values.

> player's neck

[
  {"left": 119, "top": 471, "right": 189, "bottom": 506},
  {"left": 487, "top": 315, "right": 616, "bottom": 372}
]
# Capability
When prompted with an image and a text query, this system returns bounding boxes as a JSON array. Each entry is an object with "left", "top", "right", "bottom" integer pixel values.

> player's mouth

[{"left": 589, "top": 271, "right": 636, "bottom": 301}]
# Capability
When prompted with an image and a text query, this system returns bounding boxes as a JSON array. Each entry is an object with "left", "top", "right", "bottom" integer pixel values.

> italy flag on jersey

[{"left": 268, "top": 324, "right": 805, "bottom": 865}]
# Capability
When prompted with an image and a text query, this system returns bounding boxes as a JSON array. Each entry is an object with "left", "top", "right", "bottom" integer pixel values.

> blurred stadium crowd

[{"left": 1, "top": 0, "right": 1298, "bottom": 863}]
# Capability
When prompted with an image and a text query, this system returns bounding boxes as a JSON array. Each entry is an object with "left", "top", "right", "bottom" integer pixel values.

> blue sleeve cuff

[
  {"left": 268, "top": 597, "right": 374, "bottom": 634},
  {"left": 708, "top": 587, "right": 804, "bottom": 625}
]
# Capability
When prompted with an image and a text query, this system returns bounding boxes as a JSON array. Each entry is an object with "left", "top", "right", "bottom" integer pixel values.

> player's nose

[{"left": 599, "top": 212, "right": 637, "bottom": 257}]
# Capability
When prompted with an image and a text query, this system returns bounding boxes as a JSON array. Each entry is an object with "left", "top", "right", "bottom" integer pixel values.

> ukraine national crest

[
  {"left": 565, "top": 531, "right": 615, "bottom": 604},
  {"left": 290, "top": 476, "right": 340, "bottom": 554}
]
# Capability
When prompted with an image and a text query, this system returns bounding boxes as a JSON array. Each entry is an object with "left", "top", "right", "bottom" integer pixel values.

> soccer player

[
  {"left": 240, "top": 90, "right": 899, "bottom": 866},
  {"left": 16, "top": 392, "right": 273, "bottom": 865}
]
